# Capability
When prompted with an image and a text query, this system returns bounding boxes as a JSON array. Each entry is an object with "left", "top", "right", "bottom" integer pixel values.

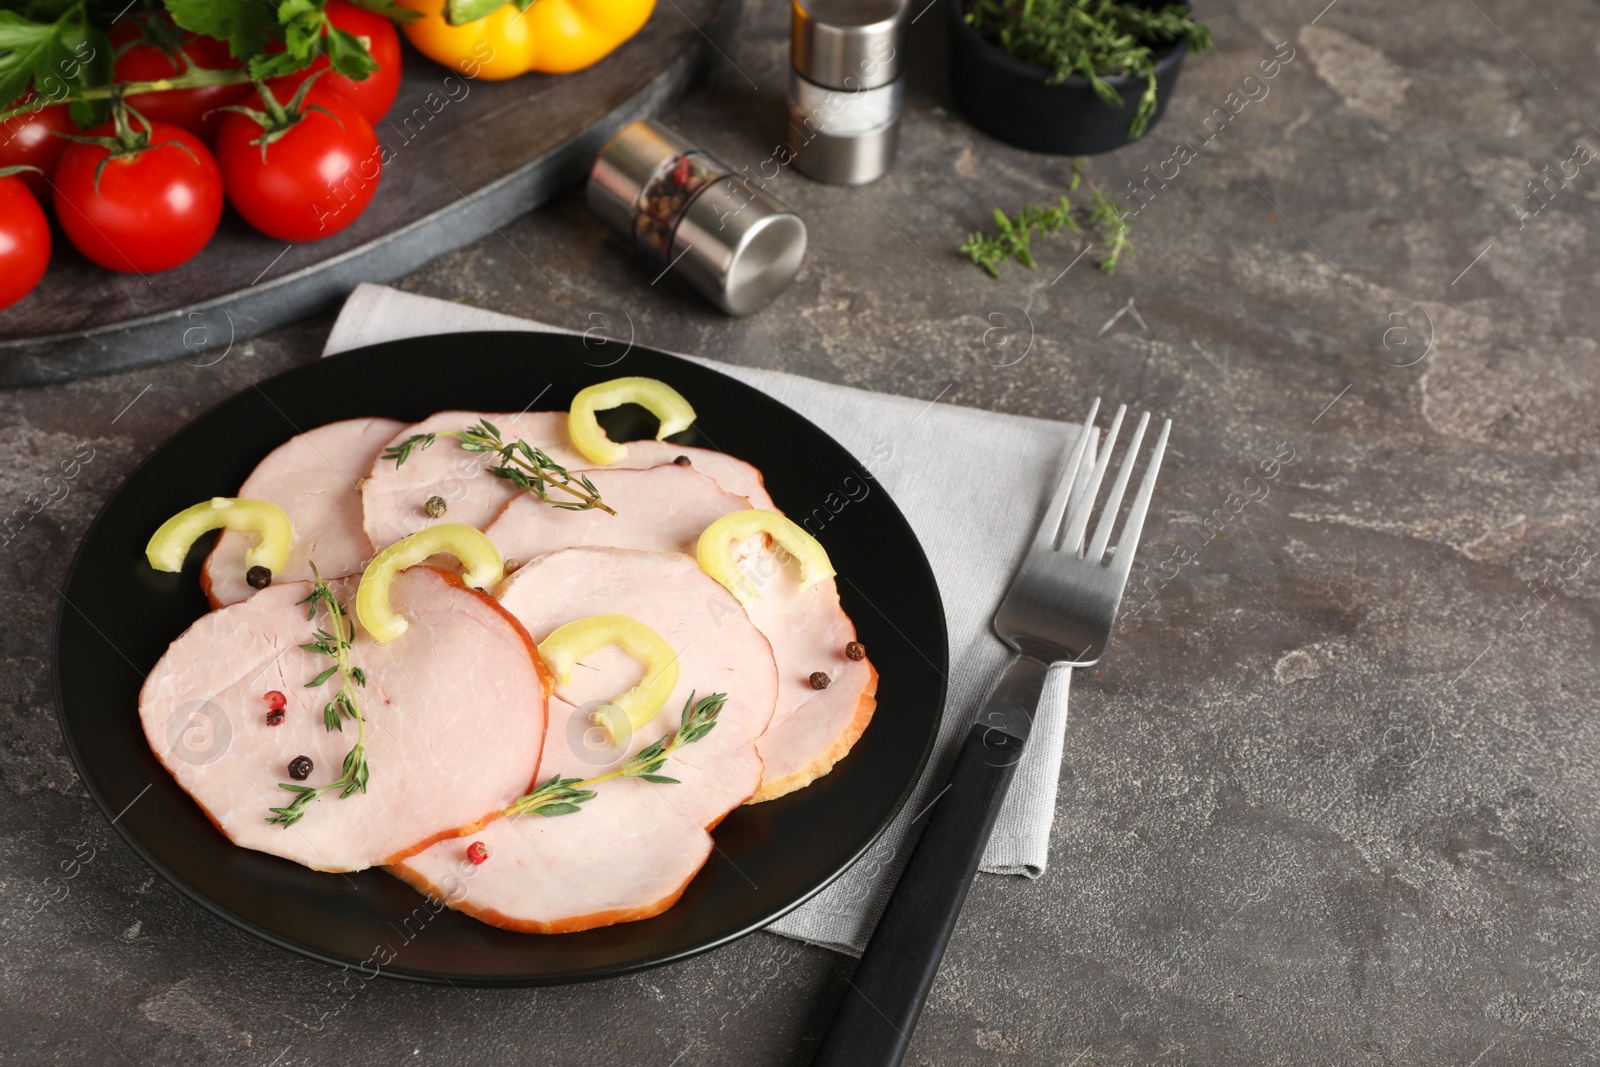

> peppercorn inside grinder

[{"left": 588, "top": 120, "right": 808, "bottom": 317}]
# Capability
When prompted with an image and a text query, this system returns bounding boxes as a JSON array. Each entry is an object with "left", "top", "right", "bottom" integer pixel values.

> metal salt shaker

[
  {"left": 588, "top": 120, "right": 808, "bottom": 317},
  {"left": 787, "top": 0, "right": 907, "bottom": 184}
]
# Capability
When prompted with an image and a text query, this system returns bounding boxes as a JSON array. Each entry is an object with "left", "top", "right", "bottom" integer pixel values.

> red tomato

[
  {"left": 215, "top": 86, "right": 382, "bottom": 242},
  {"left": 53, "top": 121, "right": 223, "bottom": 273},
  {"left": 268, "top": 1, "right": 402, "bottom": 126},
  {"left": 0, "top": 97, "right": 75, "bottom": 200},
  {"left": 110, "top": 19, "right": 251, "bottom": 142},
  {"left": 0, "top": 176, "right": 50, "bottom": 310}
]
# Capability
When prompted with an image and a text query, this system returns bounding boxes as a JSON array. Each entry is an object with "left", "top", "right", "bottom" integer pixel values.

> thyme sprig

[
  {"left": 267, "top": 569, "right": 371, "bottom": 827},
  {"left": 961, "top": 159, "right": 1132, "bottom": 277},
  {"left": 965, "top": 0, "right": 1213, "bottom": 138},
  {"left": 1077, "top": 163, "right": 1132, "bottom": 274},
  {"left": 382, "top": 419, "right": 615, "bottom": 516},
  {"left": 505, "top": 692, "right": 727, "bottom": 818},
  {"left": 961, "top": 195, "right": 1077, "bottom": 277}
]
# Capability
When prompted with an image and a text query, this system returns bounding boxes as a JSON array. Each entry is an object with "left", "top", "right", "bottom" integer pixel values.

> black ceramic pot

[{"left": 947, "top": 0, "right": 1190, "bottom": 155}]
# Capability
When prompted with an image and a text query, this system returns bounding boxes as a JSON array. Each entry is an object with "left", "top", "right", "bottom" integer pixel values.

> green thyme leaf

[
  {"left": 503, "top": 693, "right": 726, "bottom": 819},
  {"left": 270, "top": 569, "right": 371, "bottom": 827},
  {"left": 962, "top": 162, "right": 1133, "bottom": 277},
  {"left": 407, "top": 424, "right": 615, "bottom": 515},
  {"left": 964, "top": 0, "right": 1211, "bottom": 138}
]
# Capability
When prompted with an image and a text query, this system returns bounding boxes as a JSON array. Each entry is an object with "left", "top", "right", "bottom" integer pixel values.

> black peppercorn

[
  {"left": 674, "top": 455, "right": 692, "bottom": 466},
  {"left": 424, "top": 495, "right": 447, "bottom": 518},
  {"left": 265, "top": 709, "right": 285, "bottom": 727},
  {"left": 246, "top": 565, "right": 272, "bottom": 590},
  {"left": 809, "top": 671, "right": 831, "bottom": 690},
  {"left": 287, "top": 755, "right": 313, "bottom": 781},
  {"left": 845, "top": 641, "right": 866, "bottom": 661}
]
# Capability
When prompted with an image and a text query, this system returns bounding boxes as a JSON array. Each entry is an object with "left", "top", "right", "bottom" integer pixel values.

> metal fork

[{"left": 812, "top": 398, "right": 1171, "bottom": 1067}]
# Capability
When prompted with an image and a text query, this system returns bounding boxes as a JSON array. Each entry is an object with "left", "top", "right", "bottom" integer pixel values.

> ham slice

[
  {"left": 390, "top": 547, "right": 778, "bottom": 932},
  {"left": 735, "top": 546, "right": 878, "bottom": 802},
  {"left": 390, "top": 792, "right": 714, "bottom": 935},
  {"left": 484, "top": 465, "right": 752, "bottom": 561},
  {"left": 139, "top": 567, "right": 548, "bottom": 872},
  {"left": 361, "top": 411, "right": 773, "bottom": 552},
  {"left": 204, "top": 417, "right": 404, "bottom": 607},
  {"left": 484, "top": 465, "right": 877, "bottom": 803}
]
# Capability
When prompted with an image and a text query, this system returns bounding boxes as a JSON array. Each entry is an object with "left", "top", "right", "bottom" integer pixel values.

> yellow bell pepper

[
  {"left": 568, "top": 376, "right": 697, "bottom": 466},
  {"left": 697, "top": 510, "right": 835, "bottom": 603},
  {"left": 537, "top": 613, "right": 679, "bottom": 742},
  {"left": 356, "top": 524, "right": 504, "bottom": 643},
  {"left": 146, "top": 498, "right": 292, "bottom": 574},
  {"left": 397, "top": 0, "right": 656, "bottom": 80}
]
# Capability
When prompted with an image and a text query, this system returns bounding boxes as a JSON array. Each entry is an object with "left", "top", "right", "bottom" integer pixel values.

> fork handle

[{"left": 810, "top": 657, "right": 1048, "bottom": 1067}]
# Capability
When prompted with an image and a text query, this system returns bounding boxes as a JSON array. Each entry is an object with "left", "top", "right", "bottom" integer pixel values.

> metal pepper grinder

[
  {"left": 787, "top": 0, "right": 907, "bottom": 184},
  {"left": 588, "top": 120, "right": 808, "bottom": 316}
]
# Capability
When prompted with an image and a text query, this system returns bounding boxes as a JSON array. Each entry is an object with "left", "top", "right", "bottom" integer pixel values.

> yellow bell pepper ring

[
  {"left": 146, "top": 498, "right": 293, "bottom": 574},
  {"left": 356, "top": 524, "right": 504, "bottom": 643},
  {"left": 397, "top": 0, "right": 656, "bottom": 80},
  {"left": 568, "top": 376, "right": 697, "bottom": 466},
  {"left": 696, "top": 510, "right": 835, "bottom": 603},
  {"left": 536, "top": 614, "right": 680, "bottom": 742}
]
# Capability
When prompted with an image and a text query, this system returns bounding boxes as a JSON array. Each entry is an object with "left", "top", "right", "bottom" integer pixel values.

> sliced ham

[
  {"left": 361, "top": 411, "right": 773, "bottom": 553},
  {"left": 484, "top": 465, "right": 752, "bottom": 562},
  {"left": 390, "top": 792, "right": 714, "bottom": 935},
  {"left": 204, "top": 417, "right": 404, "bottom": 607},
  {"left": 390, "top": 547, "right": 778, "bottom": 932},
  {"left": 499, "top": 548, "right": 777, "bottom": 814},
  {"left": 484, "top": 465, "right": 877, "bottom": 803},
  {"left": 623, "top": 442, "right": 772, "bottom": 510},
  {"left": 734, "top": 545, "right": 878, "bottom": 802},
  {"left": 139, "top": 567, "right": 548, "bottom": 872}
]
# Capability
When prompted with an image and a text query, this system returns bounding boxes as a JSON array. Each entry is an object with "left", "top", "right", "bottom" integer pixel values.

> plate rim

[{"left": 51, "top": 331, "right": 948, "bottom": 985}]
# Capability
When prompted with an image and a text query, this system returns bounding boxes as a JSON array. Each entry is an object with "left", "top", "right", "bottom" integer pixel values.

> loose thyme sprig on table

[
  {"left": 961, "top": 159, "right": 1133, "bottom": 277},
  {"left": 267, "top": 569, "right": 371, "bottom": 827},
  {"left": 505, "top": 692, "right": 727, "bottom": 818},
  {"left": 961, "top": 195, "right": 1078, "bottom": 277},
  {"left": 382, "top": 419, "right": 615, "bottom": 516}
]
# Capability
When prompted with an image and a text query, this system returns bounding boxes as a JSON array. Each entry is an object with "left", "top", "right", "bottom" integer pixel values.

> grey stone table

[{"left": 4, "top": 0, "right": 1597, "bottom": 1063}]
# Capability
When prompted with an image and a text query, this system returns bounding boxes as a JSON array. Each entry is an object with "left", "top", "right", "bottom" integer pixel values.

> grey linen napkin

[{"left": 324, "top": 283, "right": 1080, "bottom": 955}]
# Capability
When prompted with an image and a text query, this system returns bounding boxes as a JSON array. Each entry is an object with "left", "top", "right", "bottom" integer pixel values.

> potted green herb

[{"left": 948, "top": 0, "right": 1212, "bottom": 154}]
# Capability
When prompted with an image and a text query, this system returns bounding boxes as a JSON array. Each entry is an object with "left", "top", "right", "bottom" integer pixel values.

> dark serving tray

[{"left": 0, "top": 0, "right": 736, "bottom": 387}]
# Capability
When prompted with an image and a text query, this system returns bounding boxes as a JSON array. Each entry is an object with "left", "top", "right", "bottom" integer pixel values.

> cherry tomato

[
  {"left": 53, "top": 120, "right": 223, "bottom": 273},
  {"left": 110, "top": 19, "right": 251, "bottom": 143},
  {"left": 268, "top": 1, "right": 402, "bottom": 126},
  {"left": 0, "top": 176, "right": 50, "bottom": 310},
  {"left": 1, "top": 97, "right": 75, "bottom": 200},
  {"left": 216, "top": 86, "right": 382, "bottom": 242}
]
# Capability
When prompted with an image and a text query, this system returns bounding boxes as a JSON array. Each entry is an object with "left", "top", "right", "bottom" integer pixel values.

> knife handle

[{"left": 809, "top": 716, "right": 1027, "bottom": 1067}]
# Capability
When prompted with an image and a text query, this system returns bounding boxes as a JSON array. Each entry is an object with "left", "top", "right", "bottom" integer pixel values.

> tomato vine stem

[{"left": 1, "top": 68, "right": 256, "bottom": 124}]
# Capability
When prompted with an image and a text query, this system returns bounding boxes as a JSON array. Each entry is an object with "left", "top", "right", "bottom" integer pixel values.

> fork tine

[
  {"left": 1085, "top": 410, "right": 1150, "bottom": 563},
  {"left": 1109, "top": 417, "right": 1171, "bottom": 579},
  {"left": 1034, "top": 397, "right": 1099, "bottom": 551},
  {"left": 1061, "top": 403, "right": 1126, "bottom": 554}
]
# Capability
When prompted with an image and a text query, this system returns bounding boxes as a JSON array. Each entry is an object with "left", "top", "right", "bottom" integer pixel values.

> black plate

[{"left": 52, "top": 332, "right": 947, "bottom": 986}]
